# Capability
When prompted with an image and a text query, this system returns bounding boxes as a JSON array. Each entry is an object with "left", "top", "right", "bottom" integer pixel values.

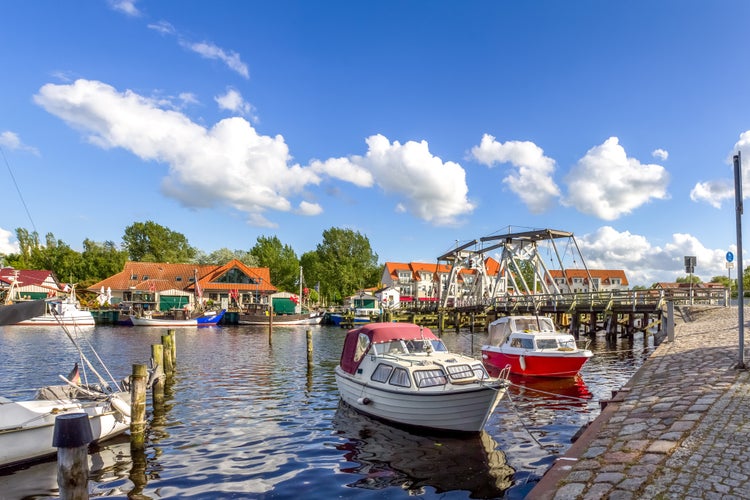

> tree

[
  {"left": 195, "top": 248, "right": 258, "bottom": 267},
  {"left": 250, "top": 236, "right": 299, "bottom": 292},
  {"left": 676, "top": 275, "right": 703, "bottom": 284},
  {"left": 76, "top": 239, "right": 128, "bottom": 287},
  {"left": 122, "top": 221, "right": 196, "bottom": 262},
  {"left": 307, "top": 227, "right": 380, "bottom": 304}
]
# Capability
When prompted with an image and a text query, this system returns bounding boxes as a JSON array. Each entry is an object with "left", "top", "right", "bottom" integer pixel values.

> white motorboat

[
  {"left": 0, "top": 385, "right": 131, "bottom": 468},
  {"left": 335, "top": 322, "right": 508, "bottom": 433},
  {"left": 10, "top": 283, "right": 94, "bottom": 327},
  {"left": 129, "top": 308, "right": 225, "bottom": 327},
  {"left": 482, "top": 315, "right": 593, "bottom": 378},
  {"left": 0, "top": 321, "right": 132, "bottom": 468}
]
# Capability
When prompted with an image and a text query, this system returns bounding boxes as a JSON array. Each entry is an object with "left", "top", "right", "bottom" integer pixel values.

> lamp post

[{"left": 734, "top": 151, "right": 745, "bottom": 370}]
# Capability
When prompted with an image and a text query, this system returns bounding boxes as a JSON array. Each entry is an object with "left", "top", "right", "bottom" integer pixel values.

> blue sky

[{"left": 1, "top": 1, "right": 749, "bottom": 286}]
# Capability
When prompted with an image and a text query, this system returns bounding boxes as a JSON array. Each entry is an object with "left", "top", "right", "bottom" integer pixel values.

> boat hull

[
  {"left": 129, "top": 309, "right": 225, "bottom": 327},
  {"left": 238, "top": 313, "right": 323, "bottom": 326},
  {"left": 335, "top": 367, "right": 504, "bottom": 433},
  {"left": 14, "top": 312, "right": 95, "bottom": 327},
  {"left": 482, "top": 349, "right": 590, "bottom": 378},
  {"left": 0, "top": 395, "right": 130, "bottom": 468}
]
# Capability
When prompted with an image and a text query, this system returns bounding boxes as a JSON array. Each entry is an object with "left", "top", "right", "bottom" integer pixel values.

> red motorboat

[{"left": 481, "top": 315, "right": 593, "bottom": 378}]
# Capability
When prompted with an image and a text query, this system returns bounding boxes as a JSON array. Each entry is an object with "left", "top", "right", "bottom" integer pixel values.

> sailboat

[{"left": 238, "top": 267, "right": 323, "bottom": 326}]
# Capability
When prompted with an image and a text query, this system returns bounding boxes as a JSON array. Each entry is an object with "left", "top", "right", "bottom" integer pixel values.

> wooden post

[
  {"left": 53, "top": 413, "right": 93, "bottom": 500},
  {"left": 268, "top": 304, "right": 273, "bottom": 345},
  {"left": 161, "top": 334, "right": 174, "bottom": 377},
  {"left": 151, "top": 343, "right": 165, "bottom": 407},
  {"left": 168, "top": 329, "right": 176, "bottom": 363},
  {"left": 306, "top": 329, "right": 313, "bottom": 366},
  {"left": 130, "top": 363, "right": 148, "bottom": 450}
]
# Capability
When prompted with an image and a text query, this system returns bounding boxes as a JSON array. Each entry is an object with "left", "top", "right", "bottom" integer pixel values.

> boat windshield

[
  {"left": 375, "top": 339, "right": 448, "bottom": 355},
  {"left": 558, "top": 338, "right": 577, "bottom": 349},
  {"left": 536, "top": 339, "right": 559, "bottom": 349}
]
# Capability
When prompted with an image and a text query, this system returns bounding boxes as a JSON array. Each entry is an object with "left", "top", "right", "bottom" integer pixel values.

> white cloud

[
  {"left": 0, "top": 228, "right": 19, "bottom": 255},
  {"left": 215, "top": 88, "right": 253, "bottom": 117},
  {"left": 314, "top": 134, "right": 475, "bottom": 225},
  {"left": 147, "top": 21, "right": 175, "bottom": 35},
  {"left": 470, "top": 134, "right": 560, "bottom": 213},
  {"left": 578, "top": 226, "right": 728, "bottom": 285},
  {"left": 690, "top": 179, "right": 733, "bottom": 208},
  {"left": 563, "top": 137, "right": 670, "bottom": 220},
  {"left": 34, "top": 79, "right": 321, "bottom": 227},
  {"left": 108, "top": 0, "right": 140, "bottom": 17},
  {"left": 0, "top": 131, "right": 39, "bottom": 155},
  {"left": 652, "top": 148, "right": 669, "bottom": 161},
  {"left": 297, "top": 201, "right": 323, "bottom": 216},
  {"left": 181, "top": 40, "right": 249, "bottom": 79}
]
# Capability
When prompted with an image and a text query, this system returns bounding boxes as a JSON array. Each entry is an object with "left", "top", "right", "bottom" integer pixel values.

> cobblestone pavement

[{"left": 530, "top": 306, "right": 750, "bottom": 499}]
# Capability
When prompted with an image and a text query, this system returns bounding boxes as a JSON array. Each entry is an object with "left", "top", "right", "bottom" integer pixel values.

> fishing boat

[
  {"left": 327, "top": 308, "right": 377, "bottom": 327},
  {"left": 335, "top": 322, "right": 509, "bottom": 433},
  {"left": 481, "top": 315, "right": 593, "bottom": 378},
  {"left": 0, "top": 325, "right": 132, "bottom": 468},
  {"left": 129, "top": 308, "right": 225, "bottom": 327},
  {"left": 238, "top": 307, "right": 323, "bottom": 326}
]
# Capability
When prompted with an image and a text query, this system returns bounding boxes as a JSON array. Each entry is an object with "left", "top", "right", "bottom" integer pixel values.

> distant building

[
  {"left": 547, "top": 269, "right": 629, "bottom": 293},
  {"left": 88, "top": 259, "right": 278, "bottom": 311}
]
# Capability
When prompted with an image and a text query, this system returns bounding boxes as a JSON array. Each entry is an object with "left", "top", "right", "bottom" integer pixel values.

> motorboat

[
  {"left": 328, "top": 308, "right": 378, "bottom": 327},
  {"left": 335, "top": 322, "right": 509, "bottom": 433},
  {"left": 8, "top": 282, "right": 94, "bottom": 327},
  {"left": 0, "top": 320, "right": 132, "bottom": 468},
  {"left": 481, "top": 315, "right": 593, "bottom": 378},
  {"left": 129, "top": 308, "right": 225, "bottom": 327},
  {"left": 238, "top": 307, "right": 323, "bottom": 326},
  {"left": 0, "top": 385, "right": 131, "bottom": 468}
]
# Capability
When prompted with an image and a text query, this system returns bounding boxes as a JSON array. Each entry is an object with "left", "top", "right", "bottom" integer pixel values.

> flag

[
  {"left": 195, "top": 279, "right": 203, "bottom": 299},
  {"left": 67, "top": 362, "right": 81, "bottom": 385}
]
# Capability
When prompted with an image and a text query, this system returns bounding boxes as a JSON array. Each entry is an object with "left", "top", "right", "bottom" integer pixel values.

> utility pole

[{"left": 734, "top": 151, "right": 745, "bottom": 370}]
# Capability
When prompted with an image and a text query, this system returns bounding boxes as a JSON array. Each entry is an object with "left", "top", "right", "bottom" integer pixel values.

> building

[
  {"left": 547, "top": 269, "right": 629, "bottom": 293},
  {"left": 0, "top": 268, "right": 65, "bottom": 300},
  {"left": 88, "top": 259, "right": 278, "bottom": 311}
]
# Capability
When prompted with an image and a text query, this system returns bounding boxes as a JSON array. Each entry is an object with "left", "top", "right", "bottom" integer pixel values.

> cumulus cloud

[
  {"left": 689, "top": 132, "right": 749, "bottom": 209},
  {"left": 470, "top": 134, "right": 560, "bottom": 213},
  {"left": 147, "top": 21, "right": 175, "bottom": 35},
  {"left": 578, "top": 226, "right": 728, "bottom": 285},
  {"left": 690, "top": 179, "right": 734, "bottom": 208},
  {"left": 0, "top": 227, "right": 19, "bottom": 255},
  {"left": 215, "top": 88, "right": 253, "bottom": 117},
  {"left": 180, "top": 40, "right": 249, "bottom": 79},
  {"left": 108, "top": 0, "right": 140, "bottom": 16},
  {"left": 652, "top": 148, "right": 669, "bottom": 161},
  {"left": 563, "top": 137, "right": 670, "bottom": 220},
  {"left": 34, "top": 79, "right": 320, "bottom": 227},
  {"left": 313, "top": 134, "right": 475, "bottom": 225},
  {"left": 0, "top": 131, "right": 39, "bottom": 155}
]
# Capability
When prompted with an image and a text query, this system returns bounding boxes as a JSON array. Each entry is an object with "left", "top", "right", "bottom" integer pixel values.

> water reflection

[{"left": 332, "top": 401, "right": 514, "bottom": 498}]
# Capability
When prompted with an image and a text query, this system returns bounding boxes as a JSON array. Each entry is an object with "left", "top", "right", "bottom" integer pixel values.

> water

[{"left": 0, "top": 324, "right": 654, "bottom": 499}]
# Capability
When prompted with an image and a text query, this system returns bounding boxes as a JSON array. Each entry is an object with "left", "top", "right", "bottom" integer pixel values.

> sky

[{"left": 1, "top": 1, "right": 749, "bottom": 287}]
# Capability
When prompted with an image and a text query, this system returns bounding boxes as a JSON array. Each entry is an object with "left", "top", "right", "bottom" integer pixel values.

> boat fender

[
  {"left": 519, "top": 355, "right": 526, "bottom": 371},
  {"left": 111, "top": 395, "right": 132, "bottom": 418},
  {"left": 357, "top": 397, "right": 371, "bottom": 405}
]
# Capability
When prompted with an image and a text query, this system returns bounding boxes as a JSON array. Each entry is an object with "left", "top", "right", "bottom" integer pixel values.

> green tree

[
  {"left": 122, "top": 221, "right": 196, "bottom": 262},
  {"left": 76, "top": 239, "right": 128, "bottom": 287},
  {"left": 195, "top": 248, "right": 258, "bottom": 266},
  {"left": 307, "top": 227, "right": 380, "bottom": 304},
  {"left": 676, "top": 275, "right": 703, "bottom": 284},
  {"left": 250, "top": 236, "right": 299, "bottom": 292}
]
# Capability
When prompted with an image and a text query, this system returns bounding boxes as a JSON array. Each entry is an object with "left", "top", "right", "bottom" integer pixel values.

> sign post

[
  {"left": 727, "top": 251, "right": 735, "bottom": 299},
  {"left": 734, "top": 151, "right": 745, "bottom": 370}
]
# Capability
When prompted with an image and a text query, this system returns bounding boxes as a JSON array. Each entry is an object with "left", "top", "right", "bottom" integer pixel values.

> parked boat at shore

[
  {"left": 129, "top": 308, "right": 225, "bottom": 327},
  {"left": 4, "top": 278, "right": 94, "bottom": 327},
  {"left": 482, "top": 315, "right": 593, "bottom": 378},
  {"left": 0, "top": 323, "right": 131, "bottom": 468},
  {"left": 238, "top": 309, "right": 323, "bottom": 326},
  {"left": 335, "top": 322, "right": 509, "bottom": 433}
]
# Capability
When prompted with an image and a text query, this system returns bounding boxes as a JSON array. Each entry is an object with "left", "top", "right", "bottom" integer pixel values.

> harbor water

[{"left": 0, "top": 323, "right": 655, "bottom": 499}]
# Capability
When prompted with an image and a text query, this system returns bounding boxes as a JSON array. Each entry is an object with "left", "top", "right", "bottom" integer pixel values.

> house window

[
  {"left": 611, "top": 278, "right": 621, "bottom": 285},
  {"left": 175, "top": 276, "right": 183, "bottom": 282},
  {"left": 142, "top": 275, "right": 149, "bottom": 280},
  {"left": 215, "top": 267, "right": 255, "bottom": 285},
  {"left": 131, "top": 274, "right": 138, "bottom": 280}
]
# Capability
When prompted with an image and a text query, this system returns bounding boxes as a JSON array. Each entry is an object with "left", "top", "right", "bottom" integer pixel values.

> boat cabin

[{"left": 488, "top": 315, "right": 578, "bottom": 351}]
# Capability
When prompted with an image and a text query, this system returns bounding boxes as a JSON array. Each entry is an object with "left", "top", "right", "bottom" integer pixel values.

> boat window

[
  {"left": 471, "top": 363, "right": 490, "bottom": 380},
  {"left": 389, "top": 368, "right": 411, "bottom": 388},
  {"left": 512, "top": 338, "right": 534, "bottom": 349},
  {"left": 354, "top": 333, "right": 371, "bottom": 362},
  {"left": 445, "top": 364, "right": 475, "bottom": 381},
  {"left": 405, "top": 339, "right": 431, "bottom": 353},
  {"left": 371, "top": 363, "right": 393, "bottom": 383},
  {"left": 429, "top": 340, "right": 448, "bottom": 352},
  {"left": 414, "top": 369, "right": 447, "bottom": 387},
  {"left": 536, "top": 339, "right": 559, "bottom": 349},
  {"left": 559, "top": 338, "right": 576, "bottom": 349}
]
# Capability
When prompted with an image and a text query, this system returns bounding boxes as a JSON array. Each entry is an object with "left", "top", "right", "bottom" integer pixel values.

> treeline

[{"left": 2, "top": 221, "right": 381, "bottom": 304}]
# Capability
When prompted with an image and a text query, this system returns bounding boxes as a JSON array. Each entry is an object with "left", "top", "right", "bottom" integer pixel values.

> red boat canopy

[{"left": 339, "top": 322, "right": 439, "bottom": 374}]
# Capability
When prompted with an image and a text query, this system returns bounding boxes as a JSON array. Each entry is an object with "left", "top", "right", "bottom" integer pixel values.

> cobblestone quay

[{"left": 530, "top": 305, "right": 750, "bottom": 499}]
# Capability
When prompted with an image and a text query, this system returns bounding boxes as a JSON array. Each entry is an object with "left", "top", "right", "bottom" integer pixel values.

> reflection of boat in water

[
  {"left": 0, "top": 434, "right": 132, "bottom": 498},
  {"left": 332, "top": 400, "right": 514, "bottom": 497},
  {"left": 508, "top": 374, "right": 593, "bottom": 406}
]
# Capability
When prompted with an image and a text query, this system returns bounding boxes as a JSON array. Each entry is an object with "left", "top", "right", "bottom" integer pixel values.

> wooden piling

[
  {"left": 53, "top": 413, "right": 93, "bottom": 500},
  {"left": 268, "top": 305, "right": 273, "bottom": 345},
  {"left": 151, "top": 343, "right": 165, "bottom": 407},
  {"left": 306, "top": 328, "right": 313, "bottom": 366},
  {"left": 168, "top": 329, "right": 176, "bottom": 362},
  {"left": 130, "top": 363, "right": 148, "bottom": 450},
  {"left": 161, "top": 334, "right": 174, "bottom": 377}
]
